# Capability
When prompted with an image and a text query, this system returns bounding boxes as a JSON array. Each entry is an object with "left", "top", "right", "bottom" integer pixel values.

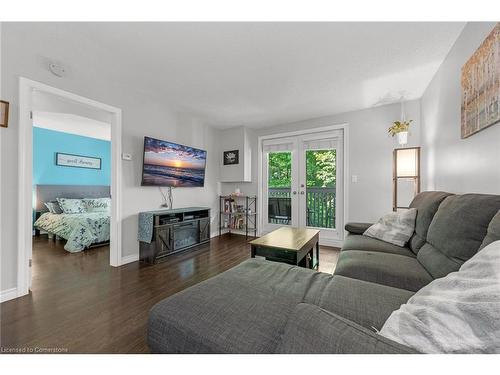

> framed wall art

[
  {"left": 0, "top": 100, "right": 9, "bottom": 128},
  {"left": 461, "top": 23, "right": 500, "bottom": 138},
  {"left": 56, "top": 152, "right": 102, "bottom": 170},
  {"left": 223, "top": 150, "right": 239, "bottom": 165}
]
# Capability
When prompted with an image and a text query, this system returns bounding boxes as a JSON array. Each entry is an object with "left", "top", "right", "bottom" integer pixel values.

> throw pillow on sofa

[
  {"left": 379, "top": 240, "right": 500, "bottom": 353},
  {"left": 363, "top": 208, "right": 417, "bottom": 247}
]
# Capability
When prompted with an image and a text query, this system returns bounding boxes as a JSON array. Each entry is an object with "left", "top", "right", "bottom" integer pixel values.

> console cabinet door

[
  {"left": 199, "top": 218, "right": 210, "bottom": 242},
  {"left": 156, "top": 225, "right": 173, "bottom": 255}
]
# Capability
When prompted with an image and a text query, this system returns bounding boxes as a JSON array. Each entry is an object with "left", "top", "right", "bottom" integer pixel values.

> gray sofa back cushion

[
  {"left": 479, "top": 210, "right": 500, "bottom": 250},
  {"left": 417, "top": 194, "right": 500, "bottom": 278},
  {"left": 408, "top": 191, "right": 453, "bottom": 254}
]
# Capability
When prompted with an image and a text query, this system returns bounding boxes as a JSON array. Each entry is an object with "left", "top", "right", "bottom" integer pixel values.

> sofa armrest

[
  {"left": 345, "top": 222, "right": 373, "bottom": 235},
  {"left": 276, "top": 303, "right": 418, "bottom": 354}
]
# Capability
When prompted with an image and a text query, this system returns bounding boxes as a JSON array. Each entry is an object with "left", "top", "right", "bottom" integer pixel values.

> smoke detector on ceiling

[{"left": 49, "top": 62, "right": 66, "bottom": 77}]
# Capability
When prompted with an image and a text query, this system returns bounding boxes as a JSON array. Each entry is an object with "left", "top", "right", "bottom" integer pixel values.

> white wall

[
  {"left": 421, "top": 22, "right": 500, "bottom": 194},
  {"left": 219, "top": 127, "right": 252, "bottom": 182},
  {"left": 0, "top": 24, "right": 220, "bottom": 293},
  {"left": 219, "top": 100, "right": 421, "bottom": 224}
]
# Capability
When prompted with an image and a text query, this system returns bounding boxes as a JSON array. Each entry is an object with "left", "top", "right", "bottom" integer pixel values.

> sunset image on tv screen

[{"left": 141, "top": 137, "right": 207, "bottom": 187}]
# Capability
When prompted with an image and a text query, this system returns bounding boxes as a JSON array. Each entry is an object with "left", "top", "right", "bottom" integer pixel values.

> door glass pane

[
  {"left": 267, "top": 151, "right": 292, "bottom": 225},
  {"left": 305, "top": 149, "right": 336, "bottom": 229}
]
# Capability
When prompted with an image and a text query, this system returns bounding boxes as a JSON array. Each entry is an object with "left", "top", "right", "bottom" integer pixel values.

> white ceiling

[
  {"left": 32, "top": 90, "right": 112, "bottom": 124},
  {"left": 33, "top": 112, "right": 111, "bottom": 141},
  {"left": 31, "top": 90, "right": 111, "bottom": 140},
  {"left": 30, "top": 22, "right": 466, "bottom": 128}
]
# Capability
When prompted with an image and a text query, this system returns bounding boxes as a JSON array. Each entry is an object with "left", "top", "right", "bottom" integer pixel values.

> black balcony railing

[{"left": 268, "top": 187, "right": 336, "bottom": 228}]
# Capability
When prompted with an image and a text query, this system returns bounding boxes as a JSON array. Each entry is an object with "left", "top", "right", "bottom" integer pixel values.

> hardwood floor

[{"left": 1, "top": 234, "right": 340, "bottom": 353}]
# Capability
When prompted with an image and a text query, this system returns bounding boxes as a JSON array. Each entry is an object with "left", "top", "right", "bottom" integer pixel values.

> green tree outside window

[{"left": 268, "top": 150, "right": 336, "bottom": 188}]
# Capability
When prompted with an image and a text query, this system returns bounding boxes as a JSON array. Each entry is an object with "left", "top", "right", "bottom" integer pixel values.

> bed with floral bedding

[{"left": 34, "top": 211, "right": 110, "bottom": 252}]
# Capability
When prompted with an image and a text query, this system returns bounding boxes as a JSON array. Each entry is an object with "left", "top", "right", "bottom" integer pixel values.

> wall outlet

[{"left": 351, "top": 175, "right": 358, "bottom": 183}]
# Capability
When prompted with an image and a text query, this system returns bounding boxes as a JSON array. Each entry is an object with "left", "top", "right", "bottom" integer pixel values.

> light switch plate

[
  {"left": 351, "top": 175, "right": 358, "bottom": 183},
  {"left": 122, "top": 153, "right": 132, "bottom": 161}
]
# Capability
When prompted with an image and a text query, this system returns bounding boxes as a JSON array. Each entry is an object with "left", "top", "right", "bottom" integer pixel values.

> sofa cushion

[
  {"left": 342, "top": 234, "right": 415, "bottom": 257},
  {"left": 408, "top": 191, "right": 453, "bottom": 254},
  {"left": 148, "top": 258, "right": 326, "bottom": 353},
  {"left": 304, "top": 275, "right": 414, "bottom": 330},
  {"left": 148, "top": 258, "right": 415, "bottom": 353},
  {"left": 479, "top": 210, "right": 500, "bottom": 250},
  {"left": 364, "top": 208, "right": 417, "bottom": 247},
  {"left": 345, "top": 222, "right": 373, "bottom": 235},
  {"left": 334, "top": 250, "right": 433, "bottom": 292},
  {"left": 417, "top": 194, "right": 500, "bottom": 279},
  {"left": 276, "top": 303, "right": 418, "bottom": 354}
]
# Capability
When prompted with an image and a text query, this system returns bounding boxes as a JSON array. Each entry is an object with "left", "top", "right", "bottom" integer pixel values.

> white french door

[{"left": 262, "top": 130, "right": 344, "bottom": 245}]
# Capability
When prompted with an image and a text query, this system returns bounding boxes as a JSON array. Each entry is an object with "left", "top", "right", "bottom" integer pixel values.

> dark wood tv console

[{"left": 139, "top": 207, "right": 211, "bottom": 264}]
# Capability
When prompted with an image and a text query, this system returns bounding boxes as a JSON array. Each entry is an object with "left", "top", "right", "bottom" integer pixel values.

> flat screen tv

[{"left": 141, "top": 136, "right": 207, "bottom": 187}]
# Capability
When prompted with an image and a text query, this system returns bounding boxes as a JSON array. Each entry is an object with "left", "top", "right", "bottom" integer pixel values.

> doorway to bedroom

[
  {"left": 32, "top": 91, "right": 111, "bottom": 268},
  {"left": 31, "top": 90, "right": 112, "bottom": 283},
  {"left": 18, "top": 78, "right": 122, "bottom": 298}
]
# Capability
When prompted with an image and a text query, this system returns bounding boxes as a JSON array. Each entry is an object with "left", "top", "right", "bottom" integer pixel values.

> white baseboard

[
  {"left": 321, "top": 239, "right": 344, "bottom": 248},
  {"left": 217, "top": 228, "right": 254, "bottom": 237},
  {"left": 121, "top": 254, "right": 139, "bottom": 265},
  {"left": 0, "top": 287, "right": 18, "bottom": 303}
]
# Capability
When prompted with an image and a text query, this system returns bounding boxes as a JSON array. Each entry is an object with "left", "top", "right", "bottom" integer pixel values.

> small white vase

[{"left": 397, "top": 131, "right": 408, "bottom": 146}]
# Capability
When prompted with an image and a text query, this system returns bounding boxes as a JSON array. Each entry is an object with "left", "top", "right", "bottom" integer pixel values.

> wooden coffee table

[{"left": 249, "top": 227, "right": 320, "bottom": 269}]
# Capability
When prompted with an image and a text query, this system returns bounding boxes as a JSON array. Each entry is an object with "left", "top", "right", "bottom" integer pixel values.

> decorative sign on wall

[
  {"left": 56, "top": 152, "right": 102, "bottom": 170},
  {"left": 223, "top": 150, "right": 239, "bottom": 165},
  {"left": 461, "top": 23, "right": 500, "bottom": 139},
  {"left": 0, "top": 100, "right": 9, "bottom": 128}
]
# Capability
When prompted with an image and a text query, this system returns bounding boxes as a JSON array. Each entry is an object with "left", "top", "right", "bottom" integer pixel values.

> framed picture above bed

[{"left": 56, "top": 152, "right": 102, "bottom": 170}]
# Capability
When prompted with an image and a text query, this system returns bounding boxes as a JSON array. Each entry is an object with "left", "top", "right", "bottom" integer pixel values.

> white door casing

[{"left": 16, "top": 77, "right": 123, "bottom": 301}]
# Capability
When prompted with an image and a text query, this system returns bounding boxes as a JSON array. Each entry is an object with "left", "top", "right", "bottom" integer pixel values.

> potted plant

[{"left": 388, "top": 120, "right": 412, "bottom": 145}]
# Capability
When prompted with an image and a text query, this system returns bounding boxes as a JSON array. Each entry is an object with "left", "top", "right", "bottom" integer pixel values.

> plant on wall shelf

[{"left": 388, "top": 120, "right": 412, "bottom": 145}]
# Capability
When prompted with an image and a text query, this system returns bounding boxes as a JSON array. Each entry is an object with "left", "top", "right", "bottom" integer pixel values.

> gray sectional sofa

[{"left": 148, "top": 191, "right": 500, "bottom": 353}]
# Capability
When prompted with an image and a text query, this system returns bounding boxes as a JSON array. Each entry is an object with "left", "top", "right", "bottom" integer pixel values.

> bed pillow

[
  {"left": 56, "top": 198, "right": 86, "bottom": 214},
  {"left": 44, "top": 201, "right": 63, "bottom": 214},
  {"left": 379, "top": 240, "right": 500, "bottom": 353},
  {"left": 83, "top": 197, "right": 111, "bottom": 213},
  {"left": 363, "top": 208, "right": 417, "bottom": 247}
]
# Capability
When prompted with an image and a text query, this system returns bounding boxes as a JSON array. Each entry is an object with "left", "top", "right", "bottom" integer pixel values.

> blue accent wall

[{"left": 33, "top": 127, "right": 111, "bottom": 186}]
